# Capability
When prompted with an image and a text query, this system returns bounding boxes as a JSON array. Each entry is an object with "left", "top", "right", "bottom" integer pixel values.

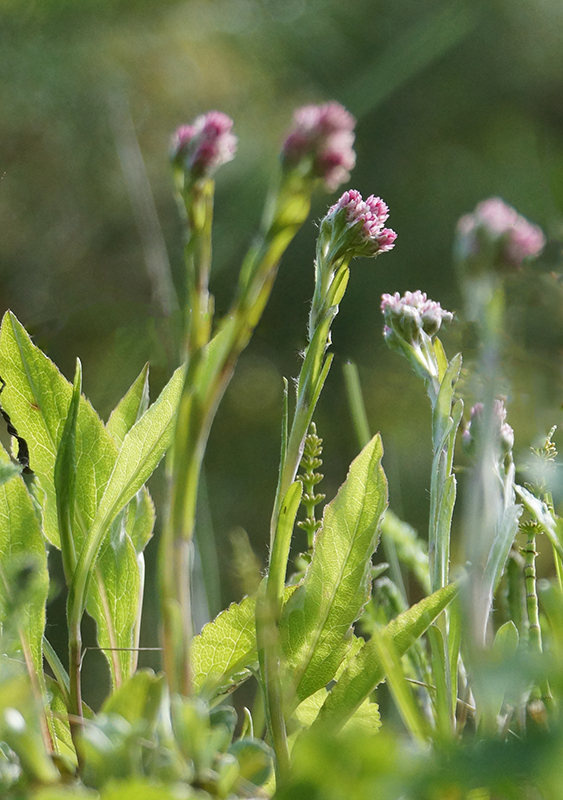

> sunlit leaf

[
  {"left": 315, "top": 582, "right": 458, "bottom": 731},
  {"left": 280, "top": 434, "right": 387, "bottom": 704}
]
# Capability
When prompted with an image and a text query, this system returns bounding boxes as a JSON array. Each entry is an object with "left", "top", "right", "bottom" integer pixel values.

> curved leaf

[
  {"left": 314, "top": 582, "right": 458, "bottom": 732},
  {"left": 280, "top": 434, "right": 387, "bottom": 704}
]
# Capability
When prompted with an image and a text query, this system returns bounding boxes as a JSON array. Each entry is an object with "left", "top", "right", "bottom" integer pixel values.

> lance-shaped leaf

[
  {"left": 70, "top": 364, "right": 184, "bottom": 618},
  {"left": 314, "top": 582, "right": 458, "bottom": 732},
  {"left": 106, "top": 363, "right": 150, "bottom": 447},
  {"left": 279, "top": 434, "right": 387, "bottom": 705},
  {"left": 0, "top": 311, "right": 118, "bottom": 549},
  {"left": 54, "top": 358, "right": 82, "bottom": 584},
  {"left": 0, "top": 443, "right": 48, "bottom": 678},
  {"left": 86, "top": 514, "right": 141, "bottom": 687}
]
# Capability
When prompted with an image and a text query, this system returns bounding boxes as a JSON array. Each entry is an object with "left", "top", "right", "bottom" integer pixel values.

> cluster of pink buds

[
  {"left": 381, "top": 290, "right": 453, "bottom": 348},
  {"left": 463, "top": 399, "right": 514, "bottom": 457},
  {"left": 281, "top": 102, "right": 356, "bottom": 191},
  {"left": 456, "top": 197, "right": 545, "bottom": 271},
  {"left": 171, "top": 111, "right": 238, "bottom": 182},
  {"left": 321, "top": 189, "right": 397, "bottom": 261}
]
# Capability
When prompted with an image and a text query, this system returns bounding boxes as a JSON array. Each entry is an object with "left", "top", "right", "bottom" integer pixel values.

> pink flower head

[
  {"left": 322, "top": 189, "right": 397, "bottom": 260},
  {"left": 281, "top": 102, "right": 356, "bottom": 191},
  {"left": 171, "top": 111, "right": 238, "bottom": 181},
  {"left": 463, "top": 399, "right": 514, "bottom": 457},
  {"left": 381, "top": 290, "right": 453, "bottom": 346},
  {"left": 456, "top": 197, "right": 545, "bottom": 271}
]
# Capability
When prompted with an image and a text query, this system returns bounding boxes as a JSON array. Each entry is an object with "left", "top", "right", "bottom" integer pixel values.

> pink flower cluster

[
  {"left": 171, "top": 111, "right": 238, "bottom": 180},
  {"left": 381, "top": 290, "right": 453, "bottom": 343},
  {"left": 463, "top": 399, "right": 514, "bottom": 456},
  {"left": 282, "top": 102, "right": 356, "bottom": 191},
  {"left": 328, "top": 190, "right": 397, "bottom": 256},
  {"left": 457, "top": 197, "right": 545, "bottom": 270}
]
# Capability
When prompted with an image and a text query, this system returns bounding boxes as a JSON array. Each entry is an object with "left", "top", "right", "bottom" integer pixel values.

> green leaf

[
  {"left": 127, "top": 488, "right": 156, "bottom": 555},
  {"left": 314, "top": 582, "right": 458, "bottom": 732},
  {"left": 101, "top": 669, "right": 165, "bottom": 728},
  {"left": 432, "top": 352, "right": 461, "bottom": 452},
  {"left": 86, "top": 514, "right": 141, "bottom": 687},
  {"left": 70, "top": 364, "right": 184, "bottom": 618},
  {"left": 191, "top": 595, "right": 258, "bottom": 697},
  {"left": 294, "top": 687, "right": 380, "bottom": 735},
  {"left": 54, "top": 358, "right": 82, "bottom": 584},
  {"left": 0, "top": 443, "right": 48, "bottom": 677},
  {"left": 0, "top": 311, "right": 119, "bottom": 550},
  {"left": 280, "top": 434, "right": 387, "bottom": 704},
  {"left": 0, "top": 461, "right": 21, "bottom": 486},
  {"left": 45, "top": 677, "right": 76, "bottom": 765},
  {"left": 106, "top": 363, "right": 150, "bottom": 447}
]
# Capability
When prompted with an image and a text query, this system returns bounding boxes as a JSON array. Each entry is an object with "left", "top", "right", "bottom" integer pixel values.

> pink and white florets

[
  {"left": 457, "top": 197, "right": 545, "bottom": 270},
  {"left": 381, "top": 290, "right": 453, "bottom": 344},
  {"left": 282, "top": 102, "right": 356, "bottom": 191},
  {"left": 323, "top": 189, "right": 397, "bottom": 259},
  {"left": 171, "top": 111, "right": 238, "bottom": 181}
]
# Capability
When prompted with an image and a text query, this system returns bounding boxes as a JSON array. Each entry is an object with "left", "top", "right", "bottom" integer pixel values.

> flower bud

[
  {"left": 171, "top": 111, "right": 237, "bottom": 182},
  {"left": 463, "top": 399, "right": 514, "bottom": 457},
  {"left": 456, "top": 197, "right": 545, "bottom": 272},
  {"left": 281, "top": 102, "right": 356, "bottom": 191},
  {"left": 381, "top": 290, "right": 452, "bottom": 349},
  {"left": 321, "top": 189, "right": 396, "bottom": 261}
]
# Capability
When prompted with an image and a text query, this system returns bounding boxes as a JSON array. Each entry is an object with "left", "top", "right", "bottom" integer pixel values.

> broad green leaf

[
  {"left": 314, "top": 582, "right": 458, "bottom": 732},
  {"left": 0, "top": 311, "right": 118, "bottom": 549},
  {"left": 192, "top": 595, "right": 257, "bottom": 697},
  {"left": 0, "top": 315, "right": 151, "bottom": 685},
  {"left": 192, "top": 585, "right": 298, "bottom": 699},
  {"left": 0, "top": 443, "right": 48, "bottom": 677},
  {"left": 106, "top": 363, "right": 150, "bottom": 447},
  {"left": 294, "top": 687, "right": 380, "bottom": 735},
  {"left": 101, "top": 669, "right": 165, "bottom": 728},
  {"left": 280, "top": 434, "right": 387, "bottom": 705},
  {"left": 70, "top": 364, "right": 184, "bottom": 618},
  {"left": 86, "top": 514, "right": 141, "bottom": 687},
  {"left": 0, "top": 461, "right": 21, "bottom": 486}
]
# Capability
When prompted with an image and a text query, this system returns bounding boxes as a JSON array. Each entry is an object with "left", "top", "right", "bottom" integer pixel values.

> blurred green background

[{"left": 2, "top": 0, "right": 563, "bottom": 704}]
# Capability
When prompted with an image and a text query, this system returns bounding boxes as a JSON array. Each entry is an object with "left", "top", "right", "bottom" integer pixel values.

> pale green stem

[{"left": 161, "top": 172, "right": 313, "bottom": 695}]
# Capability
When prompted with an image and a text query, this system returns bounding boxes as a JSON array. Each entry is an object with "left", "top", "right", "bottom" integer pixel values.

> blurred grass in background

[{"left": 2, "top": 0, "right": 563, "bottom": 705}]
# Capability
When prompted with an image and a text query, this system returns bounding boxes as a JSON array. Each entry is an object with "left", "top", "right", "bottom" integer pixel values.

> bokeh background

[{"left": 2, "top": 0, "right": 563, "bottom": 705}]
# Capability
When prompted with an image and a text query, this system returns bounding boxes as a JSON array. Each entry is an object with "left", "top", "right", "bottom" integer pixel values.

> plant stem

[{"left": 160, "top": 172, "right": 314, "bottom": 695}]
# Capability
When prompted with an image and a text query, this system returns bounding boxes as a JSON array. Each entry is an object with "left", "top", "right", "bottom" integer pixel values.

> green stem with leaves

[{"left": 161, "top": 172, "right": 314, "bottom": 696}]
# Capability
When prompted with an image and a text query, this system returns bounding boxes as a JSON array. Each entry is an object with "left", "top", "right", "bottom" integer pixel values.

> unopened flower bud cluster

[
  {"left": 281, "top": 102, "right": 356, "bottom": 191},
  {"left": 463, "top": 399, "right": 514, "bottom": 458},
  {"left": 381, "top": 290, "right": 453, "bottom": 349},
  {"left": 456, "top": 197, "right": 545, "bottom": 272},
  {"left": 171, "top": 111, "right": 238, "bottom": 182}
]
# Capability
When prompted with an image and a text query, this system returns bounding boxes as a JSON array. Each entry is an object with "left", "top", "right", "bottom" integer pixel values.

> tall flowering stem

[
  {"left": 381, "top": 291, "right": 459, "bottom": 592},
  {"left": 381, "top": 291, "right": 460, "bottom": 733},
  {"left": 455, "top": 198, "right": 545, "bottom": 653},
  {"left": 257, "top": 189, "right": 395, "bottom": 781},
  {"left": 161, "top": 105, "right": 358, "bottom": 699}
]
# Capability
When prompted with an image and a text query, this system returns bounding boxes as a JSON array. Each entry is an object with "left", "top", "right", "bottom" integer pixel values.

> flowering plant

[{"left": 0, "top": 104, "right": 562, "bottom": 800}]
